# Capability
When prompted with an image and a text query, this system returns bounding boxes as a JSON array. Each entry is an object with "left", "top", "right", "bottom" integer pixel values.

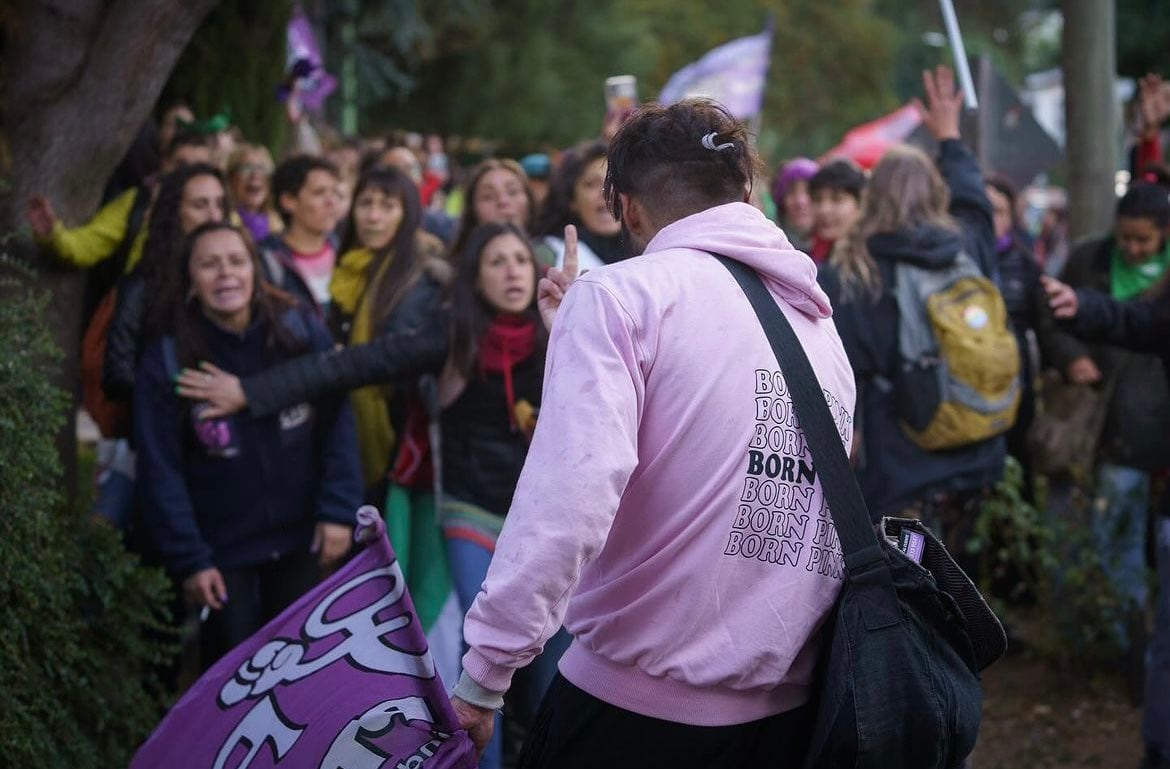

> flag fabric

[
  {"left": 286, "top": 9, "right": 336, "bottom": 113},
  {"left": 821, "top": 102, "right": 923, "bottom": 169},
  {"left": 658, "top": 29, "right": 773, "bottom": 119},
  {"left": 130, "top": 506, "right": 477, "bottom": 769},
  {"left": 384, "top": 484, "right": 465, "bottom": 693}
]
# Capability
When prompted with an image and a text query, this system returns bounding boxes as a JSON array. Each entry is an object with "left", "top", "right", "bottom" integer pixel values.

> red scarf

[
  {"left": 478, "top": 314, "right": 537, "bottom": 429},
  {"left": 809, "top": 236, "right": 834, "bottom": 264}
]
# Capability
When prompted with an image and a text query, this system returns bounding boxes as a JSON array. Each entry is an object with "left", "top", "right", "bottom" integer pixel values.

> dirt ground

[{"left": 973, "top": 652, "right": 1143, "bottom": 769}]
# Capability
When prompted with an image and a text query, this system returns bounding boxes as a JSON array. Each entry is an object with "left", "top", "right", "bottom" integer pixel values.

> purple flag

[
  {"left": 131, "top": 507, "right": 477, "bottom": 769},
  {"left": 286, "top": 9, "right": 336, "bottom": 113},
  {"left": 658, "top": 29, "right": 773, "bottom": 119}
]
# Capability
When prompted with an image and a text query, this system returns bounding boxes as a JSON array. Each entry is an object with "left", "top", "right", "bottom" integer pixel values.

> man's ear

[{"left": 621, "top": 194, "right": 646, "bottom": 234}]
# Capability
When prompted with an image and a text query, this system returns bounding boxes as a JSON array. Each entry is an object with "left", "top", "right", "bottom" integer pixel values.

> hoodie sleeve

[
  {"left": 459, "top": 279, "right": 645, "bottom": 696},
  {"left": 133, "top": 339, "right": 215, "bottom": 579},
  {"left": 303, "top": 314, "right": 363, "bottom": 527}
]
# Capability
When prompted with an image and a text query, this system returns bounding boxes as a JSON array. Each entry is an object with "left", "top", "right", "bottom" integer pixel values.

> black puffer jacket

[
  {"left": 241, "top": 269, "right": 449, "bottom": 417},
  {"left": 1048, "top": 237, "right": 1170, "bottom": 469}
]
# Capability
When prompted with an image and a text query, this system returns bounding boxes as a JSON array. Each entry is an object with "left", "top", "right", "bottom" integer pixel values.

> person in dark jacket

[
  {"left": 93, "top": 164, "right": 229, "bottom": 530},
  {"left": 807, "top": 158, "right": 865, "bottom": 264},
  {"left": 1045, "top": 180, "right": 1170, "bottom": 655},
  {"left": 328, "top": 165, "right": 448, "bottom": 495},
  {"left": 134, "top": 221, "right": 362, "bottom": 669},
  {"left": 104, "top": 164, "right": 230, "bottom": 402},
  {"left": 1045, "top": 276, "right": 1170, "bottom": 769},
  {"left": 817, "top": 66, "right": 1003, "bottom": 570},
  {"left": 985, "top": 174, "right": 1054, "bottom": 502}
]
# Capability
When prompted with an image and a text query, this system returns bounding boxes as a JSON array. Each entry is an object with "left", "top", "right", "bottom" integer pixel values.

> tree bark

[
  {"left": 1, "top": 0, "right": 218, "bottom": 496},
  {"left": 1062, "top": 0, "right": 1119, "bottom": 243}
]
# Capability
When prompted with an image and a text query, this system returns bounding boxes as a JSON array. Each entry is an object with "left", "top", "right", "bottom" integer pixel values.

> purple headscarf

[{"left": 772, "top": 157, "right": 819, "bottom": 205}]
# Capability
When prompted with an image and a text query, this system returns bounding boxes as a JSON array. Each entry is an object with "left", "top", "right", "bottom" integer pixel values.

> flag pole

[{"left": 939, "top": 0, "right": 978, "bottom": 110}]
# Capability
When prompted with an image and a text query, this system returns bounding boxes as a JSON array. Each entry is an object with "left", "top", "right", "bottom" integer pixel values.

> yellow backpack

[{"left": 892, "top": 252, "right": 1021, "bottom": 450}]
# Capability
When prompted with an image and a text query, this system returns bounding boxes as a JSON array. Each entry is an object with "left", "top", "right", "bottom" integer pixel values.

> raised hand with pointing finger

[{"left": 538, "top": 224, "right": 579, "bottom": 331}]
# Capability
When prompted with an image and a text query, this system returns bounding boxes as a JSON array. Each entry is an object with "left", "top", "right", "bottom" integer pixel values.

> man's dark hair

[
  {"left": 165, "top": 130, "right": 212, "bottom": 160},
  {"left": 271, "top": 154, "right": 339, "bottom": 225},
  {"left": 808, "top": 159, "right": 866, "bottom": 201},
  {"left": 604, "top": 99, "right": 762, "bottom": 226}
]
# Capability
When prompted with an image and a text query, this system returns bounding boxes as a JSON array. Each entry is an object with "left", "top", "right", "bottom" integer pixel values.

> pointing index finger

[{"left": 563, "top": 224, "right": 579, "bottom": 281}]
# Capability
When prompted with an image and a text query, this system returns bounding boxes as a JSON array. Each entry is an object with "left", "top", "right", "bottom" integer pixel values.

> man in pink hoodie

[{"left": 451, "top": 100, "right": 856, "bottom": 768}]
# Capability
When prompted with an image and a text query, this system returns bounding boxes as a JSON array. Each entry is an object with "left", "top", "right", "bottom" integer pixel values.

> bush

[
  {"left": 970, "top": 457, "right": 1128, "bottom": 666},
  {"left": 0, "top": 257, "right": 175, "bottom": 767}
]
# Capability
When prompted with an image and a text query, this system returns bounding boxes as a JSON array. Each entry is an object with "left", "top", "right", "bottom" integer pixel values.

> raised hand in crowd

[
  {"left": 1138, "top": 72, "right": 1170, "bottom": 138},
  {"left": 25, "top": 194, "right": 56, "bottom": 239},
  {"left": 537, "top": 223, "right": 579, "bottom": 330},
  {"left": 915, "top": 65, "right": 963, "bottom": 142},
  {"left": 183, "top": 566, "right": 228, "bottom": 611},
  {"left": 176, "top": 361, "right": 247, "bottom": 418}
]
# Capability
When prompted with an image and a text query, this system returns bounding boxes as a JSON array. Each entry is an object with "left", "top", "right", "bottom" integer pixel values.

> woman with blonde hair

[
  {"left": 818, "top": 67, "right": 1002, "bottom": 568},
  {"left": 227, "top": 144, "right": 282, "bottom": 244}
]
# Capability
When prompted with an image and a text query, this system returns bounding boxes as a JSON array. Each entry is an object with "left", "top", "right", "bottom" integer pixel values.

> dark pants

[
  {"left": 517, "top": 673, "right": 811, "bottom": 769},
  {"left": 199, "top": 551, "right": 319, "bottom": 669}
]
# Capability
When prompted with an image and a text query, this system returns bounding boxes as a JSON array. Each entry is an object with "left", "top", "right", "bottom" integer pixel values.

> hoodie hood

[
  {"left": 866, "top": 224, "right": 964, "bottom": 270},
  {"left": 644, "top": 202, "right": 833, "bottom": 319}
]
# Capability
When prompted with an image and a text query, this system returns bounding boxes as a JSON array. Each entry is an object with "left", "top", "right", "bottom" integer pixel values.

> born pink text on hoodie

[{"left": 460, "top": 202, "right": 856, "bottom": 726}]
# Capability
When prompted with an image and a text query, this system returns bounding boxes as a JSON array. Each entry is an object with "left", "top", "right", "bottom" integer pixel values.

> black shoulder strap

[{"left": 714, "top": 255, "right": 886, "bottom": 576}]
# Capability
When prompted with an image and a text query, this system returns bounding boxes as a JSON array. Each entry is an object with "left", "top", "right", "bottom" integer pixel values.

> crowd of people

[{"left": 23, "top": 64, "right": 1170, "bottom": 769}]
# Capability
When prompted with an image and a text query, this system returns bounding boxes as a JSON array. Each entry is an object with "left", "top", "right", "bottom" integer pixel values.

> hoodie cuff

[
  {"left": 453, "top": 671, "right": 505, "bottom": 711},
  {"left": 460, "top": 646, "right": 518, "bottom": 697}
]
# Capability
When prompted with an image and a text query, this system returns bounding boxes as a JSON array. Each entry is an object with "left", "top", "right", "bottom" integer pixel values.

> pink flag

[
  {"left": 821, "top": 102, "right": 923, "bottom": 170},
  {"left": 131, "top": 507, "right": 477, "bottom": 769}
]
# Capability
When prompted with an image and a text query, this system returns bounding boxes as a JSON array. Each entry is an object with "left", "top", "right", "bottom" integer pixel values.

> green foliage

[
  {"left": 1117, "top": 0, "right": 1170, "bottom": 79},
  {"left": 162, "top": 0, "right": 295, "bottom": 152},
  {"left": 0, "top": 256, "right": 177, "bottom": 767},
  {"left": 970, "top": 457, "right": 1128, "bottom": 666}
]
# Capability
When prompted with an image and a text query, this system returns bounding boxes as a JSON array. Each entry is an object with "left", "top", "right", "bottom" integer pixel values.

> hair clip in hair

[{"left": 701, "top": 132, "right": 734, "bottom": 152}]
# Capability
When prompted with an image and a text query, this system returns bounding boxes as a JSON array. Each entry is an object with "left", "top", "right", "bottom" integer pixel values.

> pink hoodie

[{"left": 461, "top": 202, "right": 856, "bottom": 726}]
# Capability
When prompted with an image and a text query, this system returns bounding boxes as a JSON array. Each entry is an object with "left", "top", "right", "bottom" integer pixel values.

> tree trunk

[
  {"left": 1, "top": 0, "right": 218, "bottom": 497},
  {"left": 1062, "top": 0, "right": 1119, "bottom": 243}
]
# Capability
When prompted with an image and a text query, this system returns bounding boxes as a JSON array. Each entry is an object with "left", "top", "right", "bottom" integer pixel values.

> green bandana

[{"left": 1111, "top": 239, "right": 1170, "bottom": 300}]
